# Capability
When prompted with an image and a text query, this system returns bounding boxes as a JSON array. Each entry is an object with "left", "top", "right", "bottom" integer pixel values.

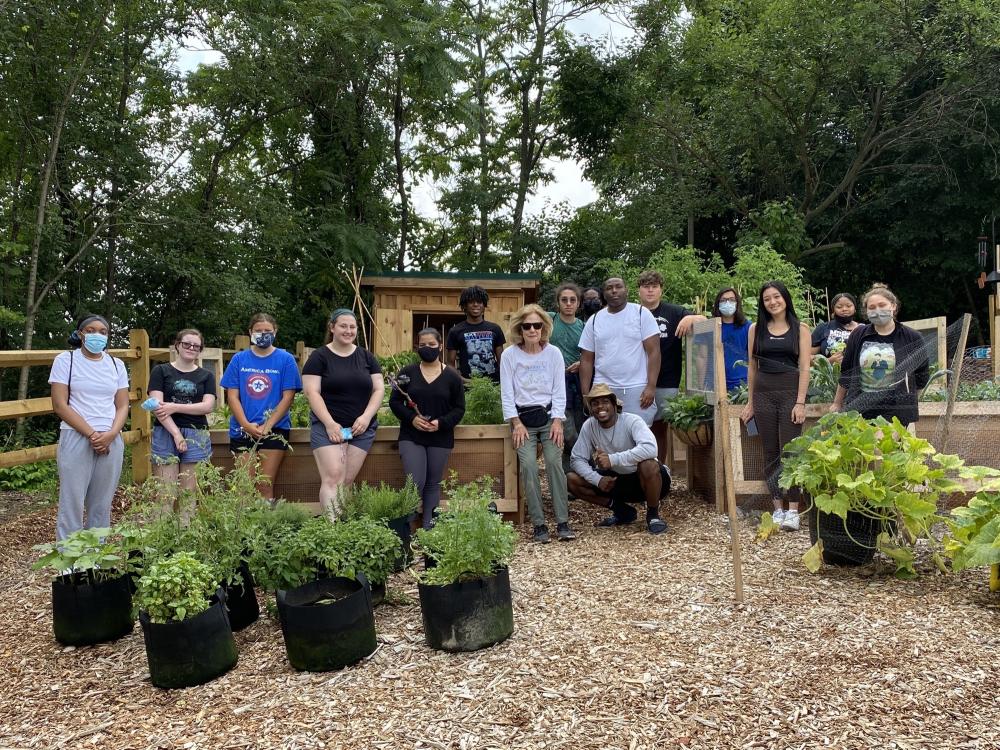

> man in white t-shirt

[{"left": 579, "top": 277, "right": 661, "bottom": 425}]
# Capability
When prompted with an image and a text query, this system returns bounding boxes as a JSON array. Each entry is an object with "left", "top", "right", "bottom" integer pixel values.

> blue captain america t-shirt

[{"left": 220, "top": 348, "right": 302, "bottom": 437}]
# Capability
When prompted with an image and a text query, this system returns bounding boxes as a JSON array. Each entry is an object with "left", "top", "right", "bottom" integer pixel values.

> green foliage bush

[
  {"left": 459, "top": 376, "right": 504, "bottom": 425},
  {"left": 947, "top": 490, "right": 1000, "bottom": 574},
  {"left": 660, "top": 394, "right": 712, "bottom": 431},
  {"left": 415, "top": 477, "right": 516, "bottom": 586},
  {"left": 134, "top": 552, "right": 218, "bottom": 624},
  {"left": 33, "top": 527, "right": 128, "bottom": 581},
  {"left": 341, "top": 478, "right": 419, "bottom": 522}
]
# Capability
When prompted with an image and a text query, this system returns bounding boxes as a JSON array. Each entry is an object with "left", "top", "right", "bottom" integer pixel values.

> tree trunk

[
  {"left": 392, "top": 54, "right": 409, "bottom": 272},
  {"left": 16, "top": 19, "right": 104, "bottom": 417}
]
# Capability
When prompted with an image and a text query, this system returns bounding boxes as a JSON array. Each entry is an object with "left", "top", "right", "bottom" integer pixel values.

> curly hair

[
  {"left": 459, "top": 285, "right": 490, "bottom": 309},
  {"left": 508, "top": 303, "right": 553, "bottom": 346}
]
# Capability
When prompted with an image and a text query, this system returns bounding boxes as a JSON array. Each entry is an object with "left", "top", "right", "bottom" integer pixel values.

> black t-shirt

[
  {"left": 148, "top": 363, "right": 216, "bottom": 429},
  {"left": 388, "top": 363, "right": 466, "bottom": 449},
  {"left": 446, "top": 320, "right": 506, "bottom": 381},
  {"left": 811, "top": 320, "right": 855, "bottom": 357},
  {"left": 302, "top": 346, "right": 382, "bottom": 426},
  {"left": 649, "top": 302, "right": 691, "bottom": 388}
]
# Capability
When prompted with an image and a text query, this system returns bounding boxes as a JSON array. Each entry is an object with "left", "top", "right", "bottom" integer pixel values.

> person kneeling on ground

[{"left": 566, "top": 383, "right": 670, "bottom": 535}]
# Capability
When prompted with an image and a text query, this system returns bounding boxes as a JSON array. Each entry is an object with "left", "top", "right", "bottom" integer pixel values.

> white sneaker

[
  {"left": 781, "top": 510, "right": 800, "bottom": 531},
  {"left": 771, "top": 509, "right": 786, "bottom": 524}
]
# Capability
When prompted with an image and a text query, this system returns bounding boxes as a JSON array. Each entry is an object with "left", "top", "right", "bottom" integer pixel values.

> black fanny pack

[{"left": 516, "top": 403, "right": 551, "bottom": 428}]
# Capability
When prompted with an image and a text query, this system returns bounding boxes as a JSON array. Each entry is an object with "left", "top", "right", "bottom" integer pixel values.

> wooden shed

[{"left": 361, "top": 271, "right": 542, "bottom": 356}]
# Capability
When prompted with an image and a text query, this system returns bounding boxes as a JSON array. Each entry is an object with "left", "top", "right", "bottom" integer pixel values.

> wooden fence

[{"left": 0, "top": 332, "right": 316, "bottom": 483}]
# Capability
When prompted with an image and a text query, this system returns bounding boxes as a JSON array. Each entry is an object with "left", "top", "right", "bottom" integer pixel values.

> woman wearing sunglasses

[
  {"left": 148, "top": 328, "right": 217, "bottom": 493},
  {"left": 500, "top": 303, "right": 573, "bottom": 543}
]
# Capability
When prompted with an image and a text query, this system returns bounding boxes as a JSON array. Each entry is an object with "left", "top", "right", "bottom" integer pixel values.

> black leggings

[
  {"left": 398, "top": 440, "right": 452, "bottom": 528},
  {"left": 754, "top": 370, "right": 802, "bottom": 502}
]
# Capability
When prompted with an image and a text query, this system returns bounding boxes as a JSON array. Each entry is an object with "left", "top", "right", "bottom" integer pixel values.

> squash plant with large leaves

[
  {"left": 779, "top": 411, "right": 998, "bottom": 578},
  {"left": 945, "top": 490, "right": 1000, "bottom": 591}
]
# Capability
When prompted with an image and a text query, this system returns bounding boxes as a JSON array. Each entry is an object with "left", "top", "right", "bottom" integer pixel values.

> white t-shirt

[
  {"left": 499, "top": 344, "right": 567, "bottom": 421},
  {"left": 579, "top": 303, "right": 659, "bottom": 388},
  {"left": 48, "top": 350, "right": 130, "bottom": 431}
]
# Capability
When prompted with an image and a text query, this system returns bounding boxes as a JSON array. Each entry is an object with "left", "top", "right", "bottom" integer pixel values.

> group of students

[{"left": 46, "top": 277, "right": 926, "bottom": 545}]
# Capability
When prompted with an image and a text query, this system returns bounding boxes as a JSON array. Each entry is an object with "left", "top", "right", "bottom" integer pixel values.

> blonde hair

[
  {"left": 862, "top": 283, "right": 900, "bottom": 316},
  {"left": 509, "top": 303, "right": 553, "bottom": 346}
]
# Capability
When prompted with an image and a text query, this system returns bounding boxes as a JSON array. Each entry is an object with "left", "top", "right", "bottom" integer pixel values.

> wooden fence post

[{"left": 130, "top": 329, "right": 151, "bottom": 483}]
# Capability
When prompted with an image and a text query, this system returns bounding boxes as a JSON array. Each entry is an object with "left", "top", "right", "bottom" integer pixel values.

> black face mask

[
  {"left": 582, "top": 299, "right": 602, "bottom": 315},
  {"left": 417, "top": 346, "right": 440, "bottom": 363},
  {"left": 834, "top": 314, "right": 854, "bottom": 326}
]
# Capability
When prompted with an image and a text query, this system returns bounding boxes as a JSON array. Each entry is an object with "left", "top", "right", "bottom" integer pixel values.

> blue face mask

[
  {"left": 83, "top": 333, "right": 108, "bottom": 354},
  {"left": 719, "top": 301, "right": 737, "bottom": 316},
  {"left": 252, "top": 332, "right": 275, "bottom": 348}
]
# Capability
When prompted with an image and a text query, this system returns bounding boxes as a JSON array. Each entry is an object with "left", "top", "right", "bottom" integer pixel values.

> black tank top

[{"left": 755, "top": 324, "right": 799, "bottom": 374}]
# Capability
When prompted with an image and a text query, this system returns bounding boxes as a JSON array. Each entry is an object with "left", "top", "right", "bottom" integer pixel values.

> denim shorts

[
  {"left": 310, "top": 421, "right": 377, "bottom": 453},
  {"left": 151, "top": 425, "right": 213, "bottom": 465}
]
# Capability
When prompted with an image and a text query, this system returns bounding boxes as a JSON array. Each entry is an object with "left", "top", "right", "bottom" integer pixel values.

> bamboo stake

[{"left": 712, "top": 317, "right": 745, "bottom": 602}]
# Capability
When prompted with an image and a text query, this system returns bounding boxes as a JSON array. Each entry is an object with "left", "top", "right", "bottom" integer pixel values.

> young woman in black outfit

[
  {"left": 390, "top": 328, "right": 466, "bottom": 528},
  {"left": 741, "top": 282, "right": 811, "bottom": 531}
]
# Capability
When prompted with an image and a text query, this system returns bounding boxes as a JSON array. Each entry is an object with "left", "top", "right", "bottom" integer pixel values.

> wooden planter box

[
  {"left": 209, "top": 425, "right": 521, "bottom": 521},
  {"left": 696, "top": 401, "right": 1000, "bottom": 511}
]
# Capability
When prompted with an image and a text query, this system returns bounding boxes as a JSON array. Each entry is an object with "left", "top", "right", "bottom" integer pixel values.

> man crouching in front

[{"left": 566, "top": 383, "right": 670, "bottom": 535}]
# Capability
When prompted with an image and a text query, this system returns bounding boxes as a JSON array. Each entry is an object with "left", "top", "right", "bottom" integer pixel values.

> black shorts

[
  {"left": 596, "top": 463, "right": 671, "bottom": 503},
  {"left": 230, "top": 427, "right": 291, "bottom": 452}
]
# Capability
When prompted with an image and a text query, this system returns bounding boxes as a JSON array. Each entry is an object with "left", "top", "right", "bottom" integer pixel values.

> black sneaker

[
  {"left": 533, "top": 524, "right": 551, "bottom": 543},
  {"left": 556, "top": 522, "right": 576, "bottom": 541},
  {"left": 647, "top": 517, "right": 669, "bottom": 535}
]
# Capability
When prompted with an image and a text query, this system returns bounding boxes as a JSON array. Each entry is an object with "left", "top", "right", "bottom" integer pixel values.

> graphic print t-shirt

[
  {"left": 220, "top": 348, "right": 302, "bottom": 436},
  {"left": 148, "top": 363, "right": 216, "bottom": 429},
  {"left": 446, "top": 320, "right": 506, "bottom": 381},
  {"left": 859, "top": 337, "right": 897, "bottom": 392},
  {"left": 811, "top": 321, "right": 854, "bottom": 358}
]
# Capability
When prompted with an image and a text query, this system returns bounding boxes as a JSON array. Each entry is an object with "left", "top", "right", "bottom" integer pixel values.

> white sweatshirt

[{"left": 499, "top": 344, "right": 567, "bottom": 421}]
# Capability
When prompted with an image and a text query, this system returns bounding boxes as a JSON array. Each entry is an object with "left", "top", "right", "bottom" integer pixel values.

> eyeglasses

[
  {"left": 521, "top": 322, "right": 544, "bottom": 331},
  {"left": 179, "top": 342, "right": 203, "bottom": 352}
]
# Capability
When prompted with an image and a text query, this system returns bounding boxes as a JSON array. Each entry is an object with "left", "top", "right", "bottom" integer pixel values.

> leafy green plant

[
  {"left": 459, "top": 376, "right": 504, "bottom": 425},
  {"left": 289, "top": 392, "right": 311, "bottom": 428},
  {"left": 806, "top": 355, "right": 840, "bottom": 404},
  {"left": 414, "top": 477, "right": 516, "bottom": 586},
  {"left": 33, "top": 527, "right": 128, "bottom": 581},
  {"left": 945, "top": 490, "right": 1000, "bottom": 589},
  {"left": 0, "top": 460, "right": 58, "bottom": 492},
  {"left": 957, "top": 378, "right": 1000, "bottom": 401},
  {"left": 134, "top": 552, "right": 218, "bottom": 624},
  {"left": 779, "top": 411, "right": 997, "bottom": 578},
  {"left": 341, "top": 478, "right": 419, "bottom": 522},
  {"left": 322, "top": 517, "right": 400, "bottom": 586},
  {"left": 244, "top": 501, "right": 313, "bottom": 591},
  {"left": 660, "top": 393, "right": 712, "bottom": 431},
  {"left": 378, "top": 350, "right": 419, "bottom": 374},
  {"left": 727, "top": 382, "right": 749, "bottom": 405}
]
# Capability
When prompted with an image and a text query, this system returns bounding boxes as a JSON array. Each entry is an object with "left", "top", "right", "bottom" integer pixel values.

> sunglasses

[
  {"left": 520, "top": 321, "right": 544, "bottom": 331},
  {"left": 179, "top": 341, "right": 203, "bottom": 352}
]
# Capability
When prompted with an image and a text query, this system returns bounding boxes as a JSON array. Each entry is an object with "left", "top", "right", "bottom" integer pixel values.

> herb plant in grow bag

[
  {"left": 135, "top": 552, "right": 238, "bottom": 689},
  {"left": 341, "top": 478, "right": 420, "bottom": 568},
  {"left": 33, "top": 527, "right": 135, "bottom": 646},
  {"left": 414, "top": 479, "right": 516, "bottom": 651}
]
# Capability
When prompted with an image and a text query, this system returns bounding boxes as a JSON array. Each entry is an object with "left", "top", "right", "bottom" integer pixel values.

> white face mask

[{"left": 719, "top": 301, "right": 737, "bottom": 316}]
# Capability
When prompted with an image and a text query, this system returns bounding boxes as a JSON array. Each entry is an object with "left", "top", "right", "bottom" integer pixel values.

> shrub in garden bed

[
  {"left": 34, "top": 527, "right": 135, "bottom": 646},
  {"left": 413, "top": 478, "right": 516, "bottom": 652}
]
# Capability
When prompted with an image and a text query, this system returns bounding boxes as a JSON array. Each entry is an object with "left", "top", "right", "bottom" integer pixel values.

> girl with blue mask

[
  {"left": 220, "top": 312, "right": 302, "bottom": 499},
  {"left": 712, "top": 287, "right": 752, "bottom": 391},
  {"left": 48, "top": 315, "right": 130, "bottom": 540}
]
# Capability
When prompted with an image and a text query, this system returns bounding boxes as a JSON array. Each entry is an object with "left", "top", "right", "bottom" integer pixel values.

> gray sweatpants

[{"left": 56, "top": 429, "right": 124, "bottom": 541}]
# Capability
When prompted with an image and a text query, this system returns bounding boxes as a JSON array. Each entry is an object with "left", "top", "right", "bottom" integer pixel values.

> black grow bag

[
  {"left": 276, "top": 574, "right": 377, "bottom": 672},
  {"left": 387, "top": 513, "right": 414, "bottom": 571},
  {"left": 139, "top": 590, "right": 238, "bottom": 689},
  {"left": 52, "top": 571, "right": 134, "bottom": 646},
  {"left": 223, "top": 560, "right": 260, "bottom": 631},
  {"left": 808, "top": 507, "right": 892, "bottom": 566},
  {"left": 418, "top": 566, "right": 514, "bottom": 652}
]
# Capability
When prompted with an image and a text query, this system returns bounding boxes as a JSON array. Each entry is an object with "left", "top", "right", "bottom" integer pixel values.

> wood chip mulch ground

[{"left": 2, "top": 484, "right": 1000, "bottom": 750}]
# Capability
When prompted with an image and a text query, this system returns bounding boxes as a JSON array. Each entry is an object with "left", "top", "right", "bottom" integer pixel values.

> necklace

[{"left": 595, "top": 417, "right": 619, "bottom": 455}]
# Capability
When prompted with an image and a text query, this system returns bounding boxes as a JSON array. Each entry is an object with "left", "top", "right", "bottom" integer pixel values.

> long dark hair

[
  {"left": 713, "top": 287, "right": 746, "bottom": 326},
  {"left": 753, "top": 281, "right": 799, "bottom": 357}
]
